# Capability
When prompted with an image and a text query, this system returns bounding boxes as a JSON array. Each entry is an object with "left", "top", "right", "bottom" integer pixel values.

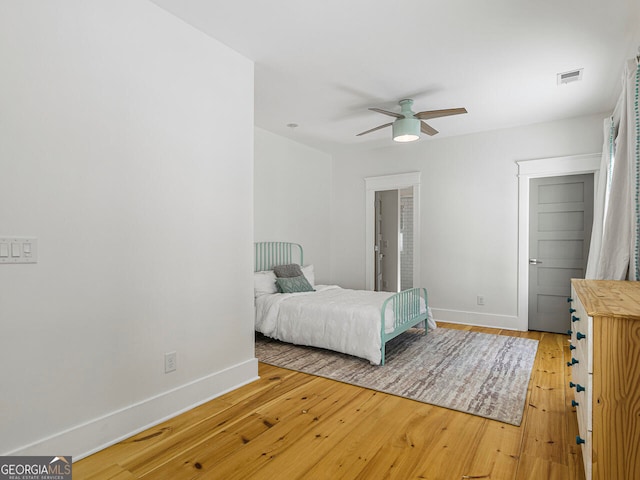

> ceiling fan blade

[
  {"left": 414, "top": 108, "right": 468, "bottom": 120},
  {"left": 356, "top": 122, "right": 393, "bottom": 136},
  {"left": 369, "top": 107, "right": 403, "bottom": 119},
  {"left": 420, "top": 121, "right": 438, "bottom": 136}
]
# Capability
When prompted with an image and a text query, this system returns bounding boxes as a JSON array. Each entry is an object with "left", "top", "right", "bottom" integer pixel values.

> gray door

[
  {"left": 529, "top": 174, "right": 594, "bottom": 333},
  {"left": 374, "top": 190, "right": 399, "bottom": 292},
  {"left": 374, "top": 193, "right": 383, "bottom": 291}
]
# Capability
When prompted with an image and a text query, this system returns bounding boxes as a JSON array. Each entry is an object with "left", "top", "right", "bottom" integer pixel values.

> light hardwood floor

[{"left": 75, "top": 323, "right": 586, "bottom": 479}]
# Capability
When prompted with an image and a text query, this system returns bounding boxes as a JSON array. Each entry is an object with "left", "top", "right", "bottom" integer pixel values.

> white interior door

[{"left": 528, "top": 174, "right": 594, "bottom": 333}]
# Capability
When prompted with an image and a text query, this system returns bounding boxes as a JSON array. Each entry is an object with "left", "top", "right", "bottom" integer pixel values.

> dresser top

[{"left": 572, "top": 279, "right": 640, "bottom": 320}]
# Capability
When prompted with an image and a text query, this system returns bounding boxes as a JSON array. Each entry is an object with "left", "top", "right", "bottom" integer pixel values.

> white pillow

[
  {"left": 301, "top": 264, "right": 315, "bottom": 288},
  {"left": 254, "top": 270, "right": 277, "bottom": 297}
]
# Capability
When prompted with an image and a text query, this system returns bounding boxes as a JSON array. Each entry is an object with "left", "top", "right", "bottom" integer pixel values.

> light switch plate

[{"left": 0, "top": 237, "right": 38, "bottom": 264}]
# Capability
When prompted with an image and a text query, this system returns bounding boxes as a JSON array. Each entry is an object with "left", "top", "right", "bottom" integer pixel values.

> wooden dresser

[{"left": 568, "top": 279, "right": 640, "bottom": 480}]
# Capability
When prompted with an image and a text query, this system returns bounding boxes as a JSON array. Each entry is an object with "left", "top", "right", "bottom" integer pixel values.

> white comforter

[{"left": 255, "top": 285, "right": 434, "bottom": 365}]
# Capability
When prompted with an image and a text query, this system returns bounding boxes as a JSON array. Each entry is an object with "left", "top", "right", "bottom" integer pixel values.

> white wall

[
  {"left": 0, "top": 1, "right": 256, "bottom": 458},
  {"left": 330, "top": 114, "right": 604, "bottom": 329},
  {"left": 254, "top": 128, "right": 332, "bottom": 282}
]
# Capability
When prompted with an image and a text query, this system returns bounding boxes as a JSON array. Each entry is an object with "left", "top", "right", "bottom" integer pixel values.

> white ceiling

[{"left": 151, "top": 0, "right": 640, "bottom": 153}]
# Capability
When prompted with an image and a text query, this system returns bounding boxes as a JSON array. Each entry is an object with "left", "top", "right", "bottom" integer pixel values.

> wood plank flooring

[{"left": 74, "top": 323, "right": 586, "bottom": 480}]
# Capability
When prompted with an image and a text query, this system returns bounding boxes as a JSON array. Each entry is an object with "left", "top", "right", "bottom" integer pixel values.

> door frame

[
  {"left": 365, "top": 172, "right": 421, "bottom": 291},
  {"left": 516, "top": 153, "right": 600, "bottom": 331}
]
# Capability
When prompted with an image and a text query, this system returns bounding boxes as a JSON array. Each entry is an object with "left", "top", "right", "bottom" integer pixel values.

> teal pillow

[{"left": 276, "top": 275, "right": 315, "bottom": 293}]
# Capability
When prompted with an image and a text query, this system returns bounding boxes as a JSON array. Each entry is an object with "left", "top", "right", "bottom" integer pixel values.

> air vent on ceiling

[{"left": 557, "top": 68, "right": 583, "bottom": 85}]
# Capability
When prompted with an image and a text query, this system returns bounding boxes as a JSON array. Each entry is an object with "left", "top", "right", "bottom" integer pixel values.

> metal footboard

[{"left": 380, "top": 287, "right": 429, "bottom": 365}]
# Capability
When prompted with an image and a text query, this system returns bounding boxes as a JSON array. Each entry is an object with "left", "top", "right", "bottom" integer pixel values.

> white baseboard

[
  {"left": 432, "top": 308, "right": 521, "bottom": 331},
  {"left": 6, "top": 358, "right": 259, "bottom": 461}
]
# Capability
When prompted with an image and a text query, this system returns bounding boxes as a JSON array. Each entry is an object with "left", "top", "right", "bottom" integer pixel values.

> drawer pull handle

[
  {"left": 569, "top": 382, "right": 585, "bottom": 392},
  {"left": 567, "top": 329, "right": 573, "bottom": 336},
  {"left": 577, "top": 332, "right": 586, "bottom": 340},
  {"left": 569, "top": 344, "right": 576, "bottom": 350},
  {"left": 566, "top": 358, "right": 579, "bottom": 366},
  {"left": 569, "top": 308, "right": 576, "bottom": 313},
  {"left": 572, "top": 315, "right": 580, "bottom": 322},
  {"left": 567, "top": 297, "right": 573, "bottom": 303},
  {"left": 572, "top": 400, "right": 579, "bottom": 407},
  {"left": 576, "top": 436, "right": 585, "bottom": 445}
]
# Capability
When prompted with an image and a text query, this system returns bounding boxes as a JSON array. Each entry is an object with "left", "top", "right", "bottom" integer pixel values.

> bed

[{"left": 254, "top": 241, "right": 434, "bottom": 365}]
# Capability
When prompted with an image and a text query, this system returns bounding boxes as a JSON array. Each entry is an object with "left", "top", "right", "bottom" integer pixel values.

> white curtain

[
  {"left": 586, "top": 59, "right": 640, "bottom": 280},
  {"left": 585, "top": 117, "right": 615, "bottom": 278}
]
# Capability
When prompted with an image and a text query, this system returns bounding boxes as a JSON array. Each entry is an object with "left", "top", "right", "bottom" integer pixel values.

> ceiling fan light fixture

[
  {"left": 357, "top": 98, "right": 466, "bottom": 142},
  {"left": 392, "top": 117, "right": 420, "bottom": 142}
]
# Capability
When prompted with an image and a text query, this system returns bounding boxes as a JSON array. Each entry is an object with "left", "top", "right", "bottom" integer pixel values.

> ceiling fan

[{"left": 356, "top": 99, "right": 467, "bottom": 142}]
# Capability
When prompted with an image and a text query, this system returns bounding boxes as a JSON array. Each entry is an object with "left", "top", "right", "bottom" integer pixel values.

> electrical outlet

[
  {"left": 164, "top": 351, "right": 177, "bottom": 373},
  {"left": 477, "top": 295, "right": 485, "bottom": 306}
]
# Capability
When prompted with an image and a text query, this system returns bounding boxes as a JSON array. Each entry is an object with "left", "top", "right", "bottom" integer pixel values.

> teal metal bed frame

[
  {"left": 255, "top": 241, "right": 303, "bottom": 272},
  {"left": 254, "top": 241, "right": 428, "bottom": 365},
  {"left": 380, "top": 287, "right": 429, "bottom": 365}
]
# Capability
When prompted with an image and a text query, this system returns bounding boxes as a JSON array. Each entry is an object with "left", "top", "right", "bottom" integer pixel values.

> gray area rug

[{"left": 255, "top": 327, "right": 538, "bottom": 426}]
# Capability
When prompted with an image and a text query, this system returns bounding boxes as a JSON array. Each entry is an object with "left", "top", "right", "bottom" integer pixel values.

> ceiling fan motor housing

[
  {"left": 392, "top": 99, "right": 420, "bottom": 142},
  {"left": 393, "top": 117, "right": 420, "bottom": 142}
]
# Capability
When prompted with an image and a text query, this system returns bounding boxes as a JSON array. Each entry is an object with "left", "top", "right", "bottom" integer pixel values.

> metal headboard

[{"left": 254, "top": 242, "right": 304, "bottom": 272}]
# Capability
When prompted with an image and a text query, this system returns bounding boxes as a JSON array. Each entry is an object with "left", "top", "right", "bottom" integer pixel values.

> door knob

[{"left": 529, "top": 259, "right": 543, "bottom": 265}]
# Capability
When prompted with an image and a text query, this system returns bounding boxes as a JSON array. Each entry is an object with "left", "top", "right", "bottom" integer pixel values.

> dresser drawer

[
  {"left": 569, "top": 286, "right": 593, "bottom": 373},
  {"left": 574, "top": 372, "right": 592, "bottom": 433},
  {"left": 580, "top": 430, "right": 592, "bottom": 480}
]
